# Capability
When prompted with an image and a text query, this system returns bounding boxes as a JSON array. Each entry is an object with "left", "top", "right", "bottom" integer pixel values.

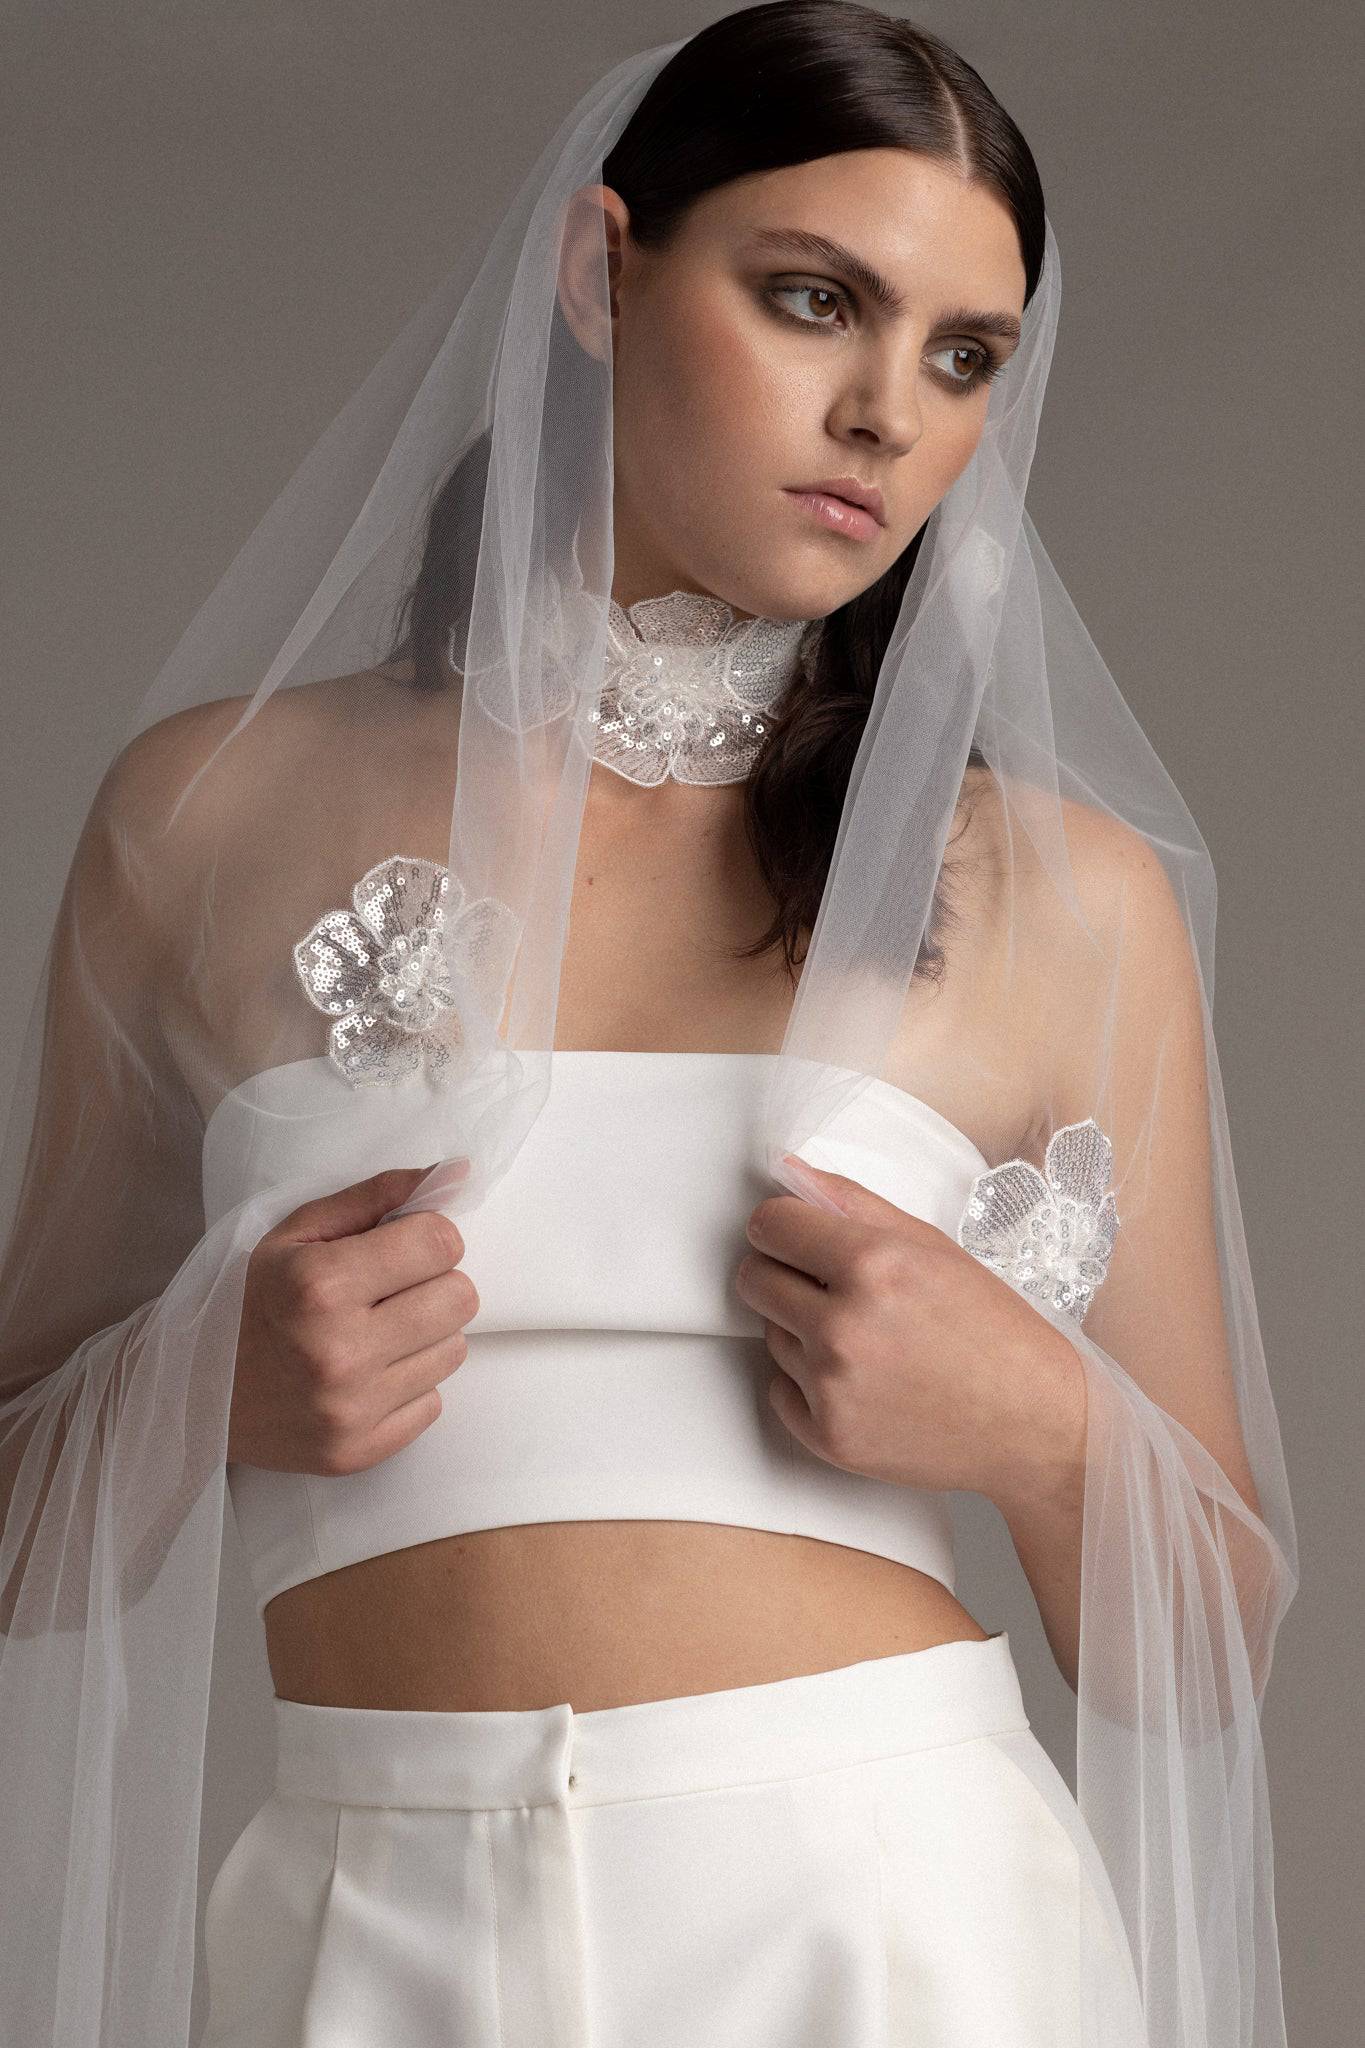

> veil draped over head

[{"left": 0, "top": 14, "right": 1297, "bottom": 2046}]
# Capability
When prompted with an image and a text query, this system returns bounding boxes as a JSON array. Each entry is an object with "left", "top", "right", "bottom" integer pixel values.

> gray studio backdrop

[{"left": 2, "top": 3, "right": 1360, "bottom": 2041}]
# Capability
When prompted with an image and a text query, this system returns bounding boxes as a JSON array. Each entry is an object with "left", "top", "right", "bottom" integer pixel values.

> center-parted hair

[{"left": 380, "top": 1, "right": 1046, "bottom": 980}]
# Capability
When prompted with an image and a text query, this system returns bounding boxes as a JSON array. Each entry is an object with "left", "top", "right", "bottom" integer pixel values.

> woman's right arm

[
  {"left": 1, "top": 714, "right": 483, "bottom": 1634},
  {"left": 0, "top": 724, "right": 209, "bottom": 1631}
]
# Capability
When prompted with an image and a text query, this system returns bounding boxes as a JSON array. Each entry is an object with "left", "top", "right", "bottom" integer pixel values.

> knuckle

[
  {"left": 816, "top": 1303, "right": 858, "bottom": 1364},
  {"left": 291, "top": 1247, "right": 343, "bottom": 1316},
  {"left": 810, "top": 1388, "right": 855, "bottom": 1464},
  {"left": 821, "top": 1421, "right": 856, "bottom": 1469},
  {"left": 847, "top": 1234, "right": 903, "bottom": 1293},
  {"left": 314, "top": 1433, "right": 363, "bottom": 1477},
  {"left": 312, "top": 1403, "right": 366, "bottom": 1473},
  {"left": 410, "top": 1390, "right": 442, "bottom": 1432},
  {"left": 805, "top": 1386, "right": 839, "bottom": 1448},
  {"left": 309, "top": 1377, "right": 358, "bottom": 1434},
  {"left": 301, "top": 1339, "right": 353, "bottom": 1390}
]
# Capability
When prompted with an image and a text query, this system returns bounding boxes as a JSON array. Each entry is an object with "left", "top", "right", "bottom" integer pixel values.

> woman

[{"left": 0, "top": 6, "right": 1297, "bottom": 2046}]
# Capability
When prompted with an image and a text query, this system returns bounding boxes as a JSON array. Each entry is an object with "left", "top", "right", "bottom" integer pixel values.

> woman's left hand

[{"left": 736, "top": 1156, "right": 1085, "bottom": 1503}]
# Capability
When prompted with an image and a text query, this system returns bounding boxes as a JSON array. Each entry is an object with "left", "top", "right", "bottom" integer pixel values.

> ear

[{"left": 555, "top": 183, "right": 632, "bottom": 361}]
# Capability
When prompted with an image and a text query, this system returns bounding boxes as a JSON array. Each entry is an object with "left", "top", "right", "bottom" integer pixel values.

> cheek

[
  {"left": 614, "top": 327, "right": 797, "bottom": 578},
  {"left": 680, "top": 349, "right": 753, "bottom": 464},
  {"left": 893, "top": 406, "right": 993, "bottom": 539},
  {"left": 926, "top": 409, "right": 991, "bottom": 496},
  {"left": 623, "top": 305, "right": 789, "bottom": 474}
]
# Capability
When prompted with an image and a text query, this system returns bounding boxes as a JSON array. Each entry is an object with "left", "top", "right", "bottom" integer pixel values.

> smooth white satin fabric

[
  {"left": 200, "top": 1631, "right": 1149, "bottom": 2047},
  {"left": 213, "top": 1052, "right": 974, "bottom": 1616}
]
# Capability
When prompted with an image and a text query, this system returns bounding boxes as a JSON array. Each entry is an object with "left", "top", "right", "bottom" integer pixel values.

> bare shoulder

[
  {"left": 96, "top": 692, "right": 249, "bottom": 821},
  {"left": 1040, "top": 787, "right": 1198, "bottom": 992},
  {"left": 962, "top": 767, "right": 1191, "bottom": 961},
  {"left": 95, "top": 666, "right": 403, "bottom": 827},
  {"left": 82, "top": 670, "right": 399, "bottom": 946},
  {"left": 954, "top": 771, "right": 1204, "bottom": 1143}
]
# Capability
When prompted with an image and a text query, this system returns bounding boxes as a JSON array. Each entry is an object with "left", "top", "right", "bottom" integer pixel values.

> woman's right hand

[{"left": 229, "top": 1162, "right": 478, "bottom": 1475}]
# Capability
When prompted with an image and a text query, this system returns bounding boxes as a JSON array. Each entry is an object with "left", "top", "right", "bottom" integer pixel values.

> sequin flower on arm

[
  {"left": 292, "top": 855, "right": 520, "bottom": 1087},
  {"left": 956, "top": 1117, "right": 1120, "bottom": 1325}
]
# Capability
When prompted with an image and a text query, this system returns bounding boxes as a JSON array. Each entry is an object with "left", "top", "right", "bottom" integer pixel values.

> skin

[
  {"left": 562, "top": 148, "right": 1028, "bottom": 624},
  {"left": 262, "top": 149, "right": 1082, "bottom": 1715}
]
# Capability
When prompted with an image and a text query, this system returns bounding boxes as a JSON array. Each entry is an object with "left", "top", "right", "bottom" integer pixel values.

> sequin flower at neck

[
  {"left": 956, "top": 1117, "right": 1121, "bottom": 1325},
  {"left": 591, "top": 589, "right": 816, "bottom": 787},
  {"left": 292, "top": 855, "right": 520, "bottom": 1088}
]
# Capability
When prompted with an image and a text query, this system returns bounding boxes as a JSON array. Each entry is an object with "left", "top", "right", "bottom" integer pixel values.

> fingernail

[
  {"left": 782, "top": 1152, "right": 821, "bottom": 1181},
  {"left": 782, "top": 1153, "right": 848, "bottom": 1212}
]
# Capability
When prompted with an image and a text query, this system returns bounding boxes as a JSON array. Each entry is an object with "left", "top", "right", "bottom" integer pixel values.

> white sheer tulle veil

[{"left": 0, "top": 11, "right": 1297, "bottom": 2045}]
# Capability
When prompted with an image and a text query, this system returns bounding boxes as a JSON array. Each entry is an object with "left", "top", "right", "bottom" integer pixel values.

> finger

[
  {"left": 766, "top": 1361, "right": 823, "bottom": 1456},
  {"left": 367, "top": 1266, "right": 478, "bottom": 1367},
  {"left": 760, "top": 1315, "right": 812, "bottom": 1388},
  {"left": 375, "top": 1331, "right": 470, "bottom": 1419},
  {"left": 746, "top": 1192, "right": 854, "bottom": 1288},
  {"left": 337, "top": 1206, "right": 466, "bottom": 1307},
  {"left": 738, "top": 1247, "right": 826, "bottom": 1335}
]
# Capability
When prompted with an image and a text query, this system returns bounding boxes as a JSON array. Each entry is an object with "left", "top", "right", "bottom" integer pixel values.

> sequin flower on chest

[
  {"left": 956, "top": 1117, "right": 1121, "bottom": 1325},
  {"left": 590, "top": 590, "right": 814, "bottom": 787},
  {"left": 292, "top": 855, "right": 519, "bottom": 1087}
]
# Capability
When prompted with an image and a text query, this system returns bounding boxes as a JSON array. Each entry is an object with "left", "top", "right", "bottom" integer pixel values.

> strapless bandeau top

[{"left": 203, "top": 1051, "right": 992, "bottom": 1618}]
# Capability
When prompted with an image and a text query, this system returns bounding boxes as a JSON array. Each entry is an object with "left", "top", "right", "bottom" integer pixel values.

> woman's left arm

[
  {"left": 983, "top": 809, "right": 1267, "bottom": 1688},
  {"left": 738, "top": 807, "right": 1268, "bottom": 1694}
]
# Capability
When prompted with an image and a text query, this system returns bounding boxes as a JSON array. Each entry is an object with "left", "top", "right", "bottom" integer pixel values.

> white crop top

[{"left": 203, "top": 1051, "right": 992, "bottom": 1618}]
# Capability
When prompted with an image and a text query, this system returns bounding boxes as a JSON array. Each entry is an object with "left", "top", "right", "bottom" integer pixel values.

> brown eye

[
  {"left": 934, "top": 346, "right": 980, "bottom": 383},
  {"left": 929, "top": 344, "right": 999, "bottom": 395},
  {"left": 769, "top": 283, "right": 852, "bottom": 331}
]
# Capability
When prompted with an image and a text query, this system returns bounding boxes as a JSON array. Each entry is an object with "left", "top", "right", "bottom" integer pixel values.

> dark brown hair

[{"left": 377, "top": 1, "right": 1046, "bottom": 981}]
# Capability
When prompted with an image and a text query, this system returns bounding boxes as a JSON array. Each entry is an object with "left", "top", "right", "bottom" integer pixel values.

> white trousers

[{"left": 200, "top": 1629, "right": 1147, "bottom": 2046}]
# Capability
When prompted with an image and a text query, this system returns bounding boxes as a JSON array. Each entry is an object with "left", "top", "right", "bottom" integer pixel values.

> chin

[
  {"left": 689, "top": 557, "right": 850, "bottom": 626},
  {"left": 750, "top": 569, "right": 869, "bottom": 624}
]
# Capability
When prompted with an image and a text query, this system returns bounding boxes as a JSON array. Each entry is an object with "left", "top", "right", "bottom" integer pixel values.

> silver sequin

[
  {"left": 292, "top": 855, "right": 520, "bottom": 1088},
  {"left": 956, "top": 1117, "right": 1121, "bottom": 1325},
  {"left": 590, "top": 590, "right": 816, "bottom": 786}
]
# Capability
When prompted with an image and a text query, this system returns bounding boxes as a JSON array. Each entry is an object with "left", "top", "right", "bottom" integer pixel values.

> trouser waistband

[{"left": 271, "top": 1630, "right": 1027, "bottom": 1811}]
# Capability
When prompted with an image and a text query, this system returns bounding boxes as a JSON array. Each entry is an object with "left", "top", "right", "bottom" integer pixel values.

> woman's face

[{"left": 577, "top": 149, "right": 1028, "bottom": 622}]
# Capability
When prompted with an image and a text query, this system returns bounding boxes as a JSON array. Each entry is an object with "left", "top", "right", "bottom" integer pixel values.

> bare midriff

[{"left": 263, "top": 1521, "right": 992, "bottom": 1711}]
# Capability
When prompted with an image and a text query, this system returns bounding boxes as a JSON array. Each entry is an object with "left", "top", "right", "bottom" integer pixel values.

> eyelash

[{"left": 765, "top": 283, "right": 1007, "bottom": 395}]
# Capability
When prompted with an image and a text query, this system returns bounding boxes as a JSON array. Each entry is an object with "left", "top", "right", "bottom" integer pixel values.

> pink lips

[
  {"left": 794, "top": 475, "right": 886, "bottom": 525},
  {"left": 784, "top": 483, "right": 884, "bottom": 543}
]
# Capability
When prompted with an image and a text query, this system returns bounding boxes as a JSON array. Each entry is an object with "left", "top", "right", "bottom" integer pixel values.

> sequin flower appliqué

[
  {"left": 591, "top": 590, "right": 813, "bottom": 787},
  {"left": 956, "top": 1118, "right": 1120, "bottom": 1325},
  {"left": 292, "top": 855, "right": 519, "bottom": 1088}
]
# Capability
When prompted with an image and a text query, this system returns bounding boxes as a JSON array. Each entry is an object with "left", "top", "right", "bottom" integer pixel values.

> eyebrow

[{"left": 746, "top": 227, "right": 1023, "bottom": 347}]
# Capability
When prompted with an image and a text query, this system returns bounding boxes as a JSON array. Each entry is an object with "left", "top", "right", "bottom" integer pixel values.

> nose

[{"left": 836, "top": 340, "right": 925, "bottom": 460}]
